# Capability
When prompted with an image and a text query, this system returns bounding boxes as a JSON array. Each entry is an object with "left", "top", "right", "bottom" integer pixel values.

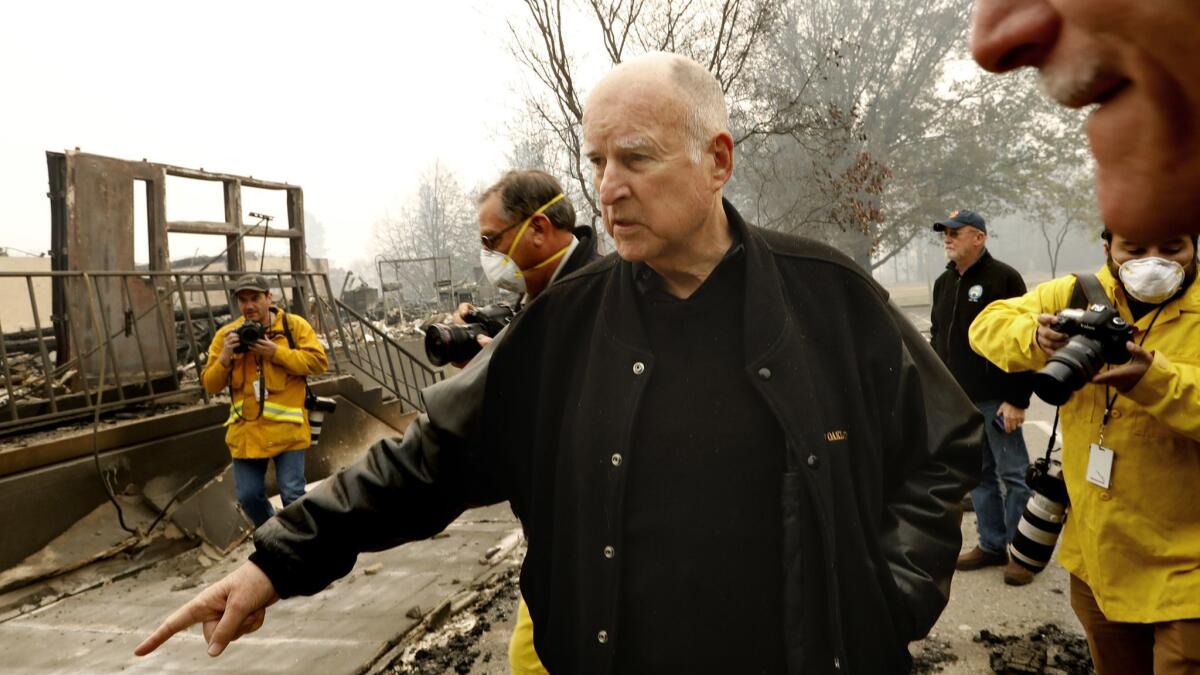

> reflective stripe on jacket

[
  {"left": 202, "top": 307, "right": 329, "bottom": 460},
  {"left": 969, "top": 266, "right": 1200, "bottom": 622}
]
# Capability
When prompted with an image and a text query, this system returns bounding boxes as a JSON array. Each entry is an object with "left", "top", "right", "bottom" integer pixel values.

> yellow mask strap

[
  {"left": 529, "top": 241, "right": 571, "bottom": 271},
  {"left": 505, "top": 193, "right": 566, "bottom": 266}
]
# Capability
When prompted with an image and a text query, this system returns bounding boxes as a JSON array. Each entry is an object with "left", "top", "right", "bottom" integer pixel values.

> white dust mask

[
  {"left": 1119, "top": 257, "right": 1185, "bottom": 304},
  {"left": 481, "top": 247, "right": 527, "bottom": 294}
]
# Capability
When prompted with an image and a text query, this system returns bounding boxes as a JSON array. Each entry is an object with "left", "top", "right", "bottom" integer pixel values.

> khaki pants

[{"left": 1071, "top": 575, "right": 1200, "bottom": 675}]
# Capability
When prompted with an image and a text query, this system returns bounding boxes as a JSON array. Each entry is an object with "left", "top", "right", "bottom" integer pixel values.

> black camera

[
  {"left": 1008, "top": 456, "right": 1070, "bottom": 574},
  {"left": 1031, "top": 304, "right": 1134, "bottom": 405},
  {"left": 424, "top": 303, "right": 516, "bottom": 367},
  {"left": 233, "top": 320, "right": 267, "bottom": 353}
]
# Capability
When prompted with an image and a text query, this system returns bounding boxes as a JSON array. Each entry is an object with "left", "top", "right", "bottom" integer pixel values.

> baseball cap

[
  {"left": 933, "top": 209, "right": 986, "bottom": 233},
  {"left": 231, "top": 273, "right": 271, "bottom": 294}
]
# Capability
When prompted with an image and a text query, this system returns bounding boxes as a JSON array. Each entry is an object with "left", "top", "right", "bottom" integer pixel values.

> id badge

[
  {"left": 1086, "top": 443, "right": 1114, "bottom": 489},
  {"left": 253, "top": 378, "right": 266, "bottom": 402}
]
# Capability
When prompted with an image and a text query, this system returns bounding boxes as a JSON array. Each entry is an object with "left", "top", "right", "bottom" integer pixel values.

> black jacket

[
  {"left": 562, "top": 224, "right": 601, "bottom": 275},
  {"left": 252, "top": 201, "right": 983, "bottom": 675},
  {"left": 930, "top": 250, "right": 1033, "bottom": 407}
]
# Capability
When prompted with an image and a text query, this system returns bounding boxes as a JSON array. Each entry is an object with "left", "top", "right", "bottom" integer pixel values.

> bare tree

[
  {"left": 373, "top": 162, "right": 477, "bottom": 306},
  {"left": 506, "top": 0, "right": 1091, "bottom": 273}
]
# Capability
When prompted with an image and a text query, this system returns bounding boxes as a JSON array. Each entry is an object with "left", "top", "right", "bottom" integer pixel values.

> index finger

[{"left": 134, "top": 602, "right": 207, "bottom": 656}]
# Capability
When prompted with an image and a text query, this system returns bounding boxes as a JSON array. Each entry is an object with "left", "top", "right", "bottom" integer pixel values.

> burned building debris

[{"left": 1, "top": 151, "right": 443, "bottom": 593}]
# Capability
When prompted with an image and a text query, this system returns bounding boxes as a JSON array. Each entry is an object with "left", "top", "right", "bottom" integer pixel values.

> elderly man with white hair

[{"left": 137, "top": 53, "right": 982, "bottom": 675}]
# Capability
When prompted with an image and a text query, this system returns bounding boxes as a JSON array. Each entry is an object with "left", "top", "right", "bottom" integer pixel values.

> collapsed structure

[{"left": 0, "top": 151, "right": 441, "bottom": 586}]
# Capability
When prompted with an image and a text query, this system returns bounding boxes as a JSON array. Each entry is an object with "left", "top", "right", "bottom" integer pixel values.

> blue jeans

[
  {"left": 231, "top": 450, "right": 307, "bottom": 527},
  {"left": 972, "top": 400, "right": 1032, "bottom": 555}
]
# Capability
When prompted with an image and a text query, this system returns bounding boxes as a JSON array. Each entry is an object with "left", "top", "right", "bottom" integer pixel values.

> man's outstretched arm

[{"left": 135, "top": 338, "right": 505, "bottom": 656}]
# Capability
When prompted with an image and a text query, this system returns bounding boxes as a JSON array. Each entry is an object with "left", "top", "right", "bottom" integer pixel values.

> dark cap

[
  {"left": 933, "top": 209, "right": 986, "bottom": 233},
  {"left": 231, "top": 273, "right": 271, "bottom": 295}
]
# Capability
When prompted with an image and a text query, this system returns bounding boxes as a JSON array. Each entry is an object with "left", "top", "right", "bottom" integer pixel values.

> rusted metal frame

[
  {"left": 273, "top": 272, "right": 291, "bottom": 314},
  {"left": 26, "top": 276, "right": 59, "bottom": 412},
  {"left": 197, "top": 274, "right": 220, "bottom": 340},
  {"left": 165, "top": 165, "right": 293, "bottom": 191},
  {"left": 118, "top": 275, "right": 158, "bottom": 395},
  {"left": 0, "top": 316, "right": 19, "bottom": 419},
  {"left": 0, "top": 384, "right": 206, "bottom": 433},
  {"left": 128, "top": 275, "right": 175, "bottom": 395},
  {"left": 307, "top": 275, "right": 341, "bottom": 374},
  {"left": 219, "top": 275, "right": 235, "bottom": 317},
  {"left": 87, "top": 276, "right": 128, "bottom": 400},
  {"left": 286, "top": 188, "right": 306, "bottom": 313},
  {"left": 59, "top": 282, "right": 96, "bottom": 408},
  {"left": 173, "top": 274, "right": 208, "bottom": 403},
  {"left": 165, "top": 221, "right": 300, "bottom": 238}
]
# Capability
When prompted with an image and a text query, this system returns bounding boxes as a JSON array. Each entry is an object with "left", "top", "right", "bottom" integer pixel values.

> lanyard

[{"left": 1096, "top": 304, "right": 1165, "bottom": 446}]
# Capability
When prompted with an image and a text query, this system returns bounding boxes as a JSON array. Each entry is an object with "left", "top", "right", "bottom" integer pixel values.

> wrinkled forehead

[{"left": 583, "top": 76, "right": 687, "bottom": 151}]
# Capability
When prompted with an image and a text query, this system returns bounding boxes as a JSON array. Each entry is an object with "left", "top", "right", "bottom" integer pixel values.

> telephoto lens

[
  {"left": 1008, "top": 458, "right": 1070, "bottom": 573},
  {"left": 424, "top": 323, "right": 490, "bottom": 367},
  {"left": 423, "top": 303, "right": 516, "bottom": 367},
  {"left": 306, "top": 396, "right": 337, "bottom": 446}
]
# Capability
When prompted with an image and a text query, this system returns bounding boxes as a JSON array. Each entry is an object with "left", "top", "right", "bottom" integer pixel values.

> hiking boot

[
  {"left": 956, "top": 546, "right": 1008, "bottom": 571},
  {"left": 1004, "top": 560, "right": 1035, "bottom": 586}
]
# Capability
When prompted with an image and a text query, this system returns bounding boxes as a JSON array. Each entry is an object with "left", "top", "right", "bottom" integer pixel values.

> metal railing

[
  {"left": 0, "top": 269, "right": 442, "bottom": 434},
  {"left": 329, "top": 299, "right": 444, "bottom": 411}
]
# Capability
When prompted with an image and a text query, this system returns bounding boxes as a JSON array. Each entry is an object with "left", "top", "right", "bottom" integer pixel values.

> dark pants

[
  {"left": 1071, "top": 575, "right": 1200, "bottom": 675},
  {"left": 231, "top": 450, "right": 307, "bottom": 527}
]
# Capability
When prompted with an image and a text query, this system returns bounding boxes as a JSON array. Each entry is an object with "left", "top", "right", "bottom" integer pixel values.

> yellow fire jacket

[
  {"left": 202, "top": 307, "right": 329, "bottom": 460},
  {"left": 969, "top": 266, "right": 1200, "bottom": 623}
]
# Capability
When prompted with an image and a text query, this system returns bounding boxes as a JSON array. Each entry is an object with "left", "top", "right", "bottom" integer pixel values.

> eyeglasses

[
  {"left": 480, "top": 219, "right": 521, "bottom": 252},
  {"left": 481, "top": 212, "right": 540, "bottom": 252}
]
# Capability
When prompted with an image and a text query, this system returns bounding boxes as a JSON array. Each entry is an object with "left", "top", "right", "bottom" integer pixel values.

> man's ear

[
  {"left": 709, "top": 131, "right": 735, "bottom": 186},
  {"left": 528, "top": 214, "right": 550, "bottom": 246}
]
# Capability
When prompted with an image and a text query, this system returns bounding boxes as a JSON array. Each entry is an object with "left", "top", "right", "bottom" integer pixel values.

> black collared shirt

[{"left": 617, "top": 242, "right": 787, "bottom": 674}]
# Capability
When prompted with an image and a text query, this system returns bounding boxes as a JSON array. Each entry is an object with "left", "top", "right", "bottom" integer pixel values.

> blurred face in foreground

[{"left": 971, "top": 0, "right": 1200, "bottom": 243}]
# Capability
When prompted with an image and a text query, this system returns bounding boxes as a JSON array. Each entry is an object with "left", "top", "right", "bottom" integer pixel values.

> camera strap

[
  {"left": 1070, "top": 273, "right": 1109, "bottom": 310},
  {"left": 1042, "top": 408, "right": 1060, "bottom": 463},
  {"left": 227, "top": 353, "right": 266, "bottom": 422},
  {"left": 1097, "top": 303, "right": 1166, "bottom": 445},
  {"left": 278, "top": 308, "right": 317, "bottom": 407}
]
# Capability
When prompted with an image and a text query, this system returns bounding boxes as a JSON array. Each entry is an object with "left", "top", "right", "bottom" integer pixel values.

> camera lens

[
  {"left": 1031, "top": 335, "right": 1105, "bottom": 405},
  {"left": 424, "top": 323, "right": 486, "bottom": 367}
]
